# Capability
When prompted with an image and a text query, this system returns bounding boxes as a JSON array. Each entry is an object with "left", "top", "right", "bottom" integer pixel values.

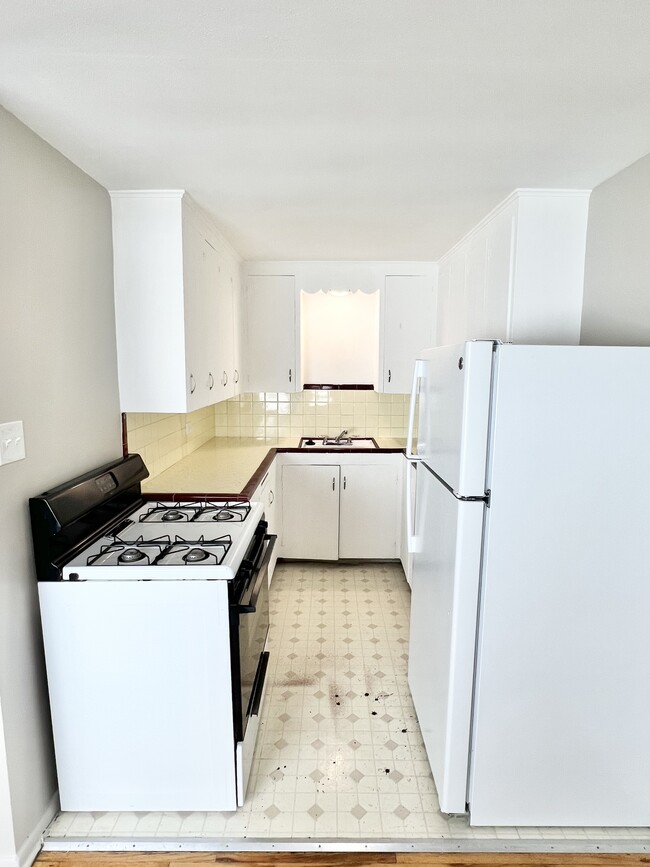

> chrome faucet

[{"left": 333, "top": 429, "right": 349, "bottom": 443}]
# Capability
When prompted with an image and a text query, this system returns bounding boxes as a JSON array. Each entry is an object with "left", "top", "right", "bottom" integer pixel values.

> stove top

[{"left": 63, "top": 499, "right": 263, "bottom": 581}]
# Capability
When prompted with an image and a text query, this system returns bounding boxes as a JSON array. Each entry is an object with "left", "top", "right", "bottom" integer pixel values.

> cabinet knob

[
  {"left": 222, "top": 370, "right": 228, "bottom": 386},
  {"left": 208, "top": 372, "right": 214, "bottom": 390},
  {"left": 234, "top": 369, "right": 239, "bottom": 384},
  {"left": 289, "top": 368, "right": 292, "bottom": 383},
  {"left": 388, "top": 369, "right": 392, "bottom": 383},
  {"left": 189, "top": 374, "right": 196, "bottom": 394},
  {"left": 343, "top": 475, "right": 347, "bottom": 490},
  {"left": 269, "top": 490, "right": 274, "bottom": 504},
  {"left": 332, "top": 477, "right": 336, "bottom": 491}
]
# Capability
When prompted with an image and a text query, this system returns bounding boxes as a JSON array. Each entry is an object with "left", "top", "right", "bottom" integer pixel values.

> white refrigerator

[{"left": 406, "top": 340, "right": 650, "bottom": 826}]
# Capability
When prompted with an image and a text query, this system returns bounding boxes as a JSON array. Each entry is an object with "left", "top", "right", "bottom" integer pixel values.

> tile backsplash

[
  {"left": 214, "top": 391, "right": 410, "bottom": 440},
  {"left": 125, "top": 406, "right": 215, "bottom": 479},
  {"left": 126, "top": 391, "right": 409, "bottom": 479}
]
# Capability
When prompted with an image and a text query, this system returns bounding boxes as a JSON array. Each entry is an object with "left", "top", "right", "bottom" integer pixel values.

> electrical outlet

[{"left": 0, "top": 421, "right": 26, "bottom": 465}]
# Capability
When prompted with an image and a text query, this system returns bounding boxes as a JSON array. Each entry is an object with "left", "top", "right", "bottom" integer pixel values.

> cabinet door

[
  {"left": 231, "top": 265, "right": 243, "bottom": 394},
  {"left": 183, "top": 222, "right": 212, "bottom": 411},
  {"left": 483, "top": 206, "right": 516, "bottom": 342},
  {"left": 339, "top": 464, "right": 400, "bottom": 558},
  {"left": 208, "top": 242, "right": 235, "bottom": 401},
  {"left": 281, "top": 465, "right": 339, "bottom": 560},
  {"left": 465, "top": 232, "right": 488, "bottom": 340},
  {"left": 382, "top": 276, "right": 435, "bottom": 393},
  {"left": 245, "top": 275, "right": 298, "bottom": 392}
]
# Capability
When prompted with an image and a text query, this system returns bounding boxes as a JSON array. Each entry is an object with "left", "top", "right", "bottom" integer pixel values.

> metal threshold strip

[{"left": 41, "top": 836, "right": 650, "bottom": 854}]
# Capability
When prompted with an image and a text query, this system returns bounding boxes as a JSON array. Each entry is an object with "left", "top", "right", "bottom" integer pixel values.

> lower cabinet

[
  {"left": 282, "top": 465, "right": 340, "bottom": 560},
  {"left": 279, "top": 456, "right": 401, "bottom": 560}
]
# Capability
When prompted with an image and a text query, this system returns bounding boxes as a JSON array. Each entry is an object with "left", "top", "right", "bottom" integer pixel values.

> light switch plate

[{"left": 0, "top": 421, "right": 26, "bottom": 465}]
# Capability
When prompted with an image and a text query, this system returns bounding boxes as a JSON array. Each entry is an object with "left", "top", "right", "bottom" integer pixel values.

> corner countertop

[{"left": 141, "top": 436, "right": 406, "bottom": 500}]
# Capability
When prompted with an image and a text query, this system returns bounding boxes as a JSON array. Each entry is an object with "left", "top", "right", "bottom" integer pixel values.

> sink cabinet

[
  {"left": 281, "top": 464, "right": 340, "bottom": 560},
  {"left": 278, "top": 454, "right": 401, "bottom": 560}
]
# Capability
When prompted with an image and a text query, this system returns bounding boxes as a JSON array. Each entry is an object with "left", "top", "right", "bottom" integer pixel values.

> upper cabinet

[
  {"left": 241, "top": 262, "right": 437, "bottom": 394},
  {"left": 110, "top": 191, "right": 242, "bottom": 413},
  {"left": 243, "top": 274, "right": 300, "bottom": 393},
  {"left": 436, "top": 190, "right": 591, "bottom": 346},
  {"left": 380, "top": 274, "right": 436, "bottom": 393}
]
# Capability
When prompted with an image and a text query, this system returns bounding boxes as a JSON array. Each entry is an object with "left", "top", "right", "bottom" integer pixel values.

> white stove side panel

[{"left": 39, "top": 580, "right": 236, "bottom": 811}]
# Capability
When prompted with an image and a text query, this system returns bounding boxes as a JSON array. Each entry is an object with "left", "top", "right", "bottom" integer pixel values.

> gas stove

[
  {"left": 30, "top": 456, "right": 263, "bottom": 582},
  {"left": 31, "top": 454, "right": 275, "bottom": 812},
  {"left": 63, "top": 499, "right": 263, "bottom": 581}
]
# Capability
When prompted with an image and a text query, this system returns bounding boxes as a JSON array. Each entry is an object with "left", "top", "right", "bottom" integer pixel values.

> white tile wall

[
  {"left": 214, "top": 391, "right": 410, "bottom": 440},
  {"left": 125, "top": 406, "right": 215, "bottom": 479}
]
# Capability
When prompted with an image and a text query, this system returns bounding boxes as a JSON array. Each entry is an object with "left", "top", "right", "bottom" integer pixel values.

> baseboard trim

[{"left": 16, "top": 792, "right": 58, "bottom": 867}]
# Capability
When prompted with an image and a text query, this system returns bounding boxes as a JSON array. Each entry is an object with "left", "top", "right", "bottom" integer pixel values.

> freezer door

[
  {"left": 416, "top": 341, "right": 494, "bottom": 497},
  {"left": 408, "top": 463, "right": 485, "bottom": 814}
]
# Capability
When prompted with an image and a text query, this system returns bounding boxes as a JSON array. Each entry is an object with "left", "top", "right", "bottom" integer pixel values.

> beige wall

[
  {"left": 0, "top": 106, "right": 121, "bottom": 859},
  {"left": 580, "top": 152, "right": 650, "bottom": 345}
]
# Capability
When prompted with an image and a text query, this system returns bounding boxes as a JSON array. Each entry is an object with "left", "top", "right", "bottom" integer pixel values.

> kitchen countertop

[{"left": 141, "top": 436, "right": 406, "bottom": 499}]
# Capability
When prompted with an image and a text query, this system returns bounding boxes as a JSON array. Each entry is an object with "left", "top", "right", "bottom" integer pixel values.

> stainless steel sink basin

[{"left": 299, "top": 437, "right": 379, "bottom": 449}]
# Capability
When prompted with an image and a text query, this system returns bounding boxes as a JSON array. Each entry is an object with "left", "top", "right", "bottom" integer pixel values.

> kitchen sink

[{"left": 299, "top": 437, "right": 379, "bottom": 449}]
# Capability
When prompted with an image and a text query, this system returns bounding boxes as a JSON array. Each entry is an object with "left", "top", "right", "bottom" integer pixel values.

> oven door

[{"left": 232, "top": 525, "right": 276, "bottom": 805}]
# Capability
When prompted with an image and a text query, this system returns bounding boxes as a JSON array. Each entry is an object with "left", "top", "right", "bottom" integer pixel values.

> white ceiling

[{"left": 2, "top": 0, "right": 650, "bottom": 260}]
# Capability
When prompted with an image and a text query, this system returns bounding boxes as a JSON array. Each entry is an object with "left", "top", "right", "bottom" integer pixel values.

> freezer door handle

[{"left": 406, "top": 359, "right": 426, "bottom": 462}]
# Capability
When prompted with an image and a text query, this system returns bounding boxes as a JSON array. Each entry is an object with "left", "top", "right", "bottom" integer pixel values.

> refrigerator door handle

[
  {"left": 405, "top": 460, "right": 420, "bottom": 553},
  {"left": 406, "top": 359, "right": 426, "bottom": 462}
]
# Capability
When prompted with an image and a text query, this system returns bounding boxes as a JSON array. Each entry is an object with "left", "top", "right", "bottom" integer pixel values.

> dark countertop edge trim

[
  {"left": 143, "top": 445, "right": 406, "bottom": 502},
  {"left": 303, "top": 383, "right": 374, "bottom": 390}
]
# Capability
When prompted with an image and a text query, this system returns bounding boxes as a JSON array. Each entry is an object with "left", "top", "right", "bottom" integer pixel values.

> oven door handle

[
  {"left": 237, "top": 534, "right": 276, "bottom": 613},
  {"left": 248, "top": 650, "right": 270, "bottom": 718}
]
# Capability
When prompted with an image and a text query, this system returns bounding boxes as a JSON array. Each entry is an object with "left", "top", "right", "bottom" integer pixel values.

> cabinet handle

[
  {"left": 343, "top": 475, "right": 347, "bottom": 490},
  {"left": 289, "top": 368, "right": 292, "bottom": 383},
  {"left": 388, "top": 369, "right": 392, "bottom": 383},
  {"left": 332, "top": 477, "right": 336, "bottom": 491},
  {"left": 234, "top": 369, "right": 239, "bottom": 384},
  {"left": 269, "top": 490, "right": 274, "bottom": 504},
  {"left": 208, "top": 372, "right": 214, "bottom": 390},
  {"left": 190, "top": 373, "right": 196, "bottom": 394},
  {"left": 222, "top": 370, "right": 228, "bottom": 386}
]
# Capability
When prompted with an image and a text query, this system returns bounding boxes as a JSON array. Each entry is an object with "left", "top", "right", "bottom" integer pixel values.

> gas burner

[
  {"left": 87, "top": 540, "right": 169, "bottom": 567},
  {"left": 194, "top": 502, "right": 251, "bottom": 523},
  {"left": 157, "top": 538, "right": 231, "bottom": 566},
  {"left": 139, "top": 504, "right": 197, "bottom": 523},
  {"left": 214, "top": 510, "right": 236, "bottom": 521},
  {"left": 183, "top": 548, "right": 210, "bottom": 563},
  {"left": 162, "top": 509, "right": 187, "bottom": 522},
  {"left": 118, "top": 548, "right": 146, "bottom": 564}
]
